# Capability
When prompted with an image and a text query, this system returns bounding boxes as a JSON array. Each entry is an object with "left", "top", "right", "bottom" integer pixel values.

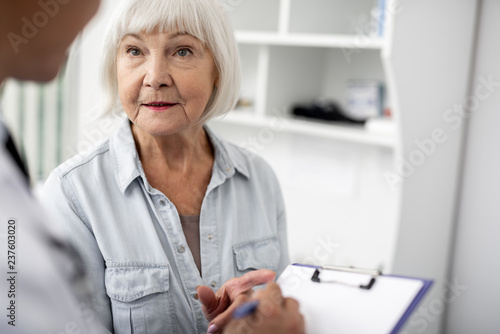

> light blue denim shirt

[{"left": 42, "top": 118, "right": 289, "bottom": 334}]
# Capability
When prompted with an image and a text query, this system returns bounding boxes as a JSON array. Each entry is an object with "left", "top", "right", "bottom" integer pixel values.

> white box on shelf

[{"left": 345, "top": 80, "right": 383, "bottom": 121}]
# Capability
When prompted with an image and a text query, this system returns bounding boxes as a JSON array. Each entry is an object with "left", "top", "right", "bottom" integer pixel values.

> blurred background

[{"left": 1, "top": 0, "right": 499, "bottom": 333}]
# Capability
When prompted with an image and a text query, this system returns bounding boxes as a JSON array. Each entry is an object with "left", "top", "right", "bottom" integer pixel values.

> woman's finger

[
  {"left": 197, "top": 285, "right": 222, "bottom": 320},
  {"left": 224, "top": 270, "right": 276, "bottom": 298}
]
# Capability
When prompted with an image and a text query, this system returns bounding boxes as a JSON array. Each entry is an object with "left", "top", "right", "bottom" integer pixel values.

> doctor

[{"left": 0, "top": 1, "right": 103, "bottom": 333}]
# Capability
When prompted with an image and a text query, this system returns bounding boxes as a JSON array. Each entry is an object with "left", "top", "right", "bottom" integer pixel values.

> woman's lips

[{"left": 142, "top": 102, "right": 178, "bottom": 112}]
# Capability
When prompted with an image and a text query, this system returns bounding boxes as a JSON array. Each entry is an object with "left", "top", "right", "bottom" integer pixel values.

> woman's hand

[
  {"left": 196, "top": 269, "right": 276, "bottom": 333},
  {"left": 222, "top": 282, "right": 305, "bottom": 334}
]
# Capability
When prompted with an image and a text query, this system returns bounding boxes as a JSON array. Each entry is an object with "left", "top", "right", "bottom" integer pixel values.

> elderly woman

[{"left": 42, "top": 0, "right": 289, "bottom": 333}]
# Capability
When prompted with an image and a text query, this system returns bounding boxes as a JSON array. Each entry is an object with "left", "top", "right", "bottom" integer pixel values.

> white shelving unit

[
  {"left": 210, "top": 1, "right": 479, "bottom": 334},
  {"left": 210, "top": 0, "right": 399, "bottom": 276},
  {"left": 213, "top": 0, "right": 393, "bottom": 145}
]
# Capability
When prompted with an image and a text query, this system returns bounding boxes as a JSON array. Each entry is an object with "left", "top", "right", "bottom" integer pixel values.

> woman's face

[{"left": 116, "top": 30, "right": 218, "bottom": 136}]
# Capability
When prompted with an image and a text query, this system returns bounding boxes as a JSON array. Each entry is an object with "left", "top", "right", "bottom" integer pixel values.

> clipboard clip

[{"left": 311, "top": 265, "right": 381, "bottom": 290}]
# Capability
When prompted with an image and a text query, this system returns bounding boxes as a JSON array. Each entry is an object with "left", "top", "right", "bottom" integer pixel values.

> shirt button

[
  {"left": 226, "top": 167, "right": 232, "bottom": 172},
  {"left": 159, "top": 199, "right": 167, "bottom": 206},
  {"left": 178, "top": 245, "right": 186, "bottom": 253},
  {"left": 210, "top": 281, "right": 217, "bottom": 288},
  {"left": 207, "top": 233, "right": 213, "bottom": 241},
  {"left": 194, "top": 293, "right": 199, "bottom": 300}
]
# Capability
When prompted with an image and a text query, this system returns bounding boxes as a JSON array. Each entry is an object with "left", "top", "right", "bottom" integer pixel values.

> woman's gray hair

[{"left": 100, "top": 0, "right": 240, "bottom": 123}]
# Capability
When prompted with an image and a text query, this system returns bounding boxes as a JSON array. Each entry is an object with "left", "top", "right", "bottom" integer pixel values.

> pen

[{"left": 232, "top": 300, "right": 260, "bottom": 319}]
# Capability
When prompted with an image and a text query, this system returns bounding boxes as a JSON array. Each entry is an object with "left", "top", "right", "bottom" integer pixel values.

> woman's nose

[{"left": 143, "top": 57, "right": 173, "bottom": 89}]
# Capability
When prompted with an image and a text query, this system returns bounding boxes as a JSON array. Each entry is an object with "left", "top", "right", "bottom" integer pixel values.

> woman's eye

[
  {"left": 176, "top": 49, "right": 191, "bottom": 57},
  {"left": 127, "top": 48, "right": 141, "bottom": 56}
]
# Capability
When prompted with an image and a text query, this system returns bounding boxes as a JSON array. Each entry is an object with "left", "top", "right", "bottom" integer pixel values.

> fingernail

[{"left": 207, "top": 324, "right": 218, "bottom": 333}]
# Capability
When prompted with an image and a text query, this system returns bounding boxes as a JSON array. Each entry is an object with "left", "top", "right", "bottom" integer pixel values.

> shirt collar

[
  {"left": 110, "top": 118, "right": 144, "bottom": 194},
  {"left": 204, "top": 125, "right": 250, "bottom": 179},
  {"left": 110, "top": 118, "right": 250, "bottom": 194}
]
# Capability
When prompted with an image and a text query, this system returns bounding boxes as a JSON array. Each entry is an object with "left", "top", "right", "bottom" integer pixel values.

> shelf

[
  {"left": 210, "top": 111, "right": 396, "bottom": 149},
  {"left": 235, "top": 31, "right": 385, "bottom": 49}
]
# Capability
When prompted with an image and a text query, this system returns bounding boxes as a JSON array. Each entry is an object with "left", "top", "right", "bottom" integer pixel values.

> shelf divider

[
  {"left": 255, "top": 45, "right": 270, "bottom": 117},
  {"left": 279, "top": 0, "right": 292, "bottom": 35}
]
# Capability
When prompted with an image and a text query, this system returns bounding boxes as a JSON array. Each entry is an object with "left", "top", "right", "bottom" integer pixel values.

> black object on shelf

[{"left": 292, "top": 100, "right": 366, "bottom": 124}]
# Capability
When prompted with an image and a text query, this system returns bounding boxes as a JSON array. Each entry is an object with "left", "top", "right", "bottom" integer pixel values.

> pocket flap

[
  {"left": 105, "top": 265, "right": 169, "bottom": 302},
  {"left": 233, "top": 236, "right": 280, "bottom": 271}
]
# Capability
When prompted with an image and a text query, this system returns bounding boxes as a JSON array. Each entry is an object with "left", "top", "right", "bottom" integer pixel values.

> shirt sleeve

[{"left": 42, "top": 171, "right": 113, "bottom": 332}]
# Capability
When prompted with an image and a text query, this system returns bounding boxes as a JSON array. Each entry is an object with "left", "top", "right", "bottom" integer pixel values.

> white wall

[
  {"left": 388, "top": 1, "right": 478, "bottom": 332},
  {"left": 208, "top": 121, "right": 398, "bottom": 271},
  {"left": 445, "top": 1, "right": 500, "bottom": 333}
]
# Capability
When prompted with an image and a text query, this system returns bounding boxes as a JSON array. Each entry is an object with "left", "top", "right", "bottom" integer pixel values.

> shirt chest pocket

[
  {"left": 105, "top": 265, "right": 178, "bottom": 334},
  {"left": 232, "top": 236, "right": 281, "bottom": 276}
]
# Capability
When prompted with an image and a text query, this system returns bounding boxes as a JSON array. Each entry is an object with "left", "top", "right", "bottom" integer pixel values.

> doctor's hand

[
  {"left": 196, "top": 269, "right": 276, "bottom": 334},
  {"left": 222, "top": 282, "right": 305, "bottom": 334}
]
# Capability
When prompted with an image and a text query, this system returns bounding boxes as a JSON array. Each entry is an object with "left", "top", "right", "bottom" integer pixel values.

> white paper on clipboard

[{"left": 277, "top": 264, "right": 432, "bottom": 334}]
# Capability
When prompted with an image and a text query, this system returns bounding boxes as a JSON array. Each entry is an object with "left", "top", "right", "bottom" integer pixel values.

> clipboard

[{"left": 277, "top": 264, "right": 433, "bottom": 334}]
